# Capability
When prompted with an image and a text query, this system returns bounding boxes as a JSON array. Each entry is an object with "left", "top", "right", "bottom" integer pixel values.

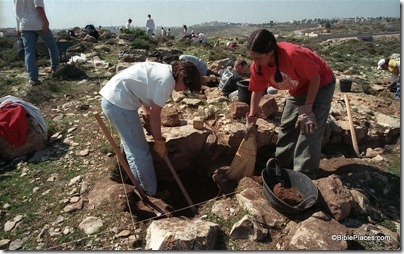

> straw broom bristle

[{"left": 226, "top": 132, "right": 257, "bottom": 181}]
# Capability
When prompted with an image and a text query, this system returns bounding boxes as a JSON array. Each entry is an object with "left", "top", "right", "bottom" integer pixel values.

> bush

[
  {"left": 122, "top": 28, "right": 156, "bottom": 50},
  {"left": 131, "top": 38, "right": 153, "bottom": 50}
]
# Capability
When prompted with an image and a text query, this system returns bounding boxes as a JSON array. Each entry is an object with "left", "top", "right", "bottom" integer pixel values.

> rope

[{"left": 47, "top": 187, "right": 244, "bottom": 250}]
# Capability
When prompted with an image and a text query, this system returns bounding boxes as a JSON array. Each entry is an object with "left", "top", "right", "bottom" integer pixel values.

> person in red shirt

[{"left": 245, "top": 29, "right": 335, "bottom": 179}]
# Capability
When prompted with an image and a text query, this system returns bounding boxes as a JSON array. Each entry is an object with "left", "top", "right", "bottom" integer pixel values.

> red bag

[{"left": 0, "top": 102, "right": 28, "bottom": 147}]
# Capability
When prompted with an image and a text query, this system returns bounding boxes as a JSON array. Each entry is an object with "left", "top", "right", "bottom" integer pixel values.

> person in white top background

[
  {"left": 13, "top": 0, "right": 59, "bottom": 86},
  {"left": 145, "top": 14, "right": 155, "bottom": 37},
  {"left": 126, "top": 18, "right": 132, "bottom": 30},
  {"left": 99, "top": 60, "right": 201, "bottom": 196}
]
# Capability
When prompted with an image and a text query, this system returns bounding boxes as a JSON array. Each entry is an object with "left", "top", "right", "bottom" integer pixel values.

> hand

[
  {"left": 153, "top": 139, "right": 167, "bottom": 158},
  {"left": 245, "top": 113, "right": 258, "bottom": 139},
  {"left": 295, "top": 104, "right": 317, "bottom": 135}
]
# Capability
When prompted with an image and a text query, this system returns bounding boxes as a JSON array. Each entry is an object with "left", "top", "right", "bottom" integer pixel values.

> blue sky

[{"left": 0, "top": 0, "right": 400, "bottom": 30}]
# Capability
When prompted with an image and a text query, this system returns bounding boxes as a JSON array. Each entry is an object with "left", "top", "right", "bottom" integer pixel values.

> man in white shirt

[
  {"left": 145, "top": 14, "right": 155, "bottom": 37},
  {"left": 14, "top": 0, "right": 59, "bottom": 86}
]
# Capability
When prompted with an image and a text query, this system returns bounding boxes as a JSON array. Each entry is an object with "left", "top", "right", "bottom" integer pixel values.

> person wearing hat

[
  {"left": 99, "top": 61, "right": 201, "bottom": 196},
  {"left": 377, "top": 57, "right": 400, "bottom": 100}
]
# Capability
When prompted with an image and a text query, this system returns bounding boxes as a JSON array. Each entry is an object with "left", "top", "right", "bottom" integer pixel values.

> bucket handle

[
  {"left": 296, "top": 195, "right": 317, "bottom": 210},
  {"left": 265, "top": 158, "right": 282, "bottom": 178},
  {"left": 265, "top": 158, "right": 285, "bottom": 186}
]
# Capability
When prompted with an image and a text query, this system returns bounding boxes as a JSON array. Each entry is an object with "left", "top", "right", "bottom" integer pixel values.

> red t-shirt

[{"left": 249, "top": 42, "right": 334, "bottom": 96}]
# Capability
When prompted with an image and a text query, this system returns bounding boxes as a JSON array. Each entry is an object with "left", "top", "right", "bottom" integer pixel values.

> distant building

[{"left": 0, "top": 28, "right": 16, "bottom": 37}]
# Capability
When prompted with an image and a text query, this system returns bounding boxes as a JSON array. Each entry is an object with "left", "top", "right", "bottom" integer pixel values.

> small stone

[{"left": 193, "top": 117, "right": 204, "bottom": 130}]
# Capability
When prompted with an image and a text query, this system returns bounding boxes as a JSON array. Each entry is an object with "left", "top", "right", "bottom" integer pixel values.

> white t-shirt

[
  {"left": 146, "top": 18, "right": 155, "bottom": 30},
  {"left": 100, "top": 62, "right": 175, "bottom": 110},
  {"left": 14, "top": 0, "right": 45, "bottom": 31}
]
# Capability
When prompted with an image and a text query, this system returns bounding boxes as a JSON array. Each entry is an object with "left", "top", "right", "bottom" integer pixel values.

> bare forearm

[
  {"left": 150, "top": 103, "right": 163, "bottom": 140},
  {"left": 249, "top": 91, "right": 263, "bottom": 116},
  {"left": 305, "top": 73, "right": 321, "bottom": 105},
  {"left": 36, "top": 7, "right": 49, "bottom": 31}
]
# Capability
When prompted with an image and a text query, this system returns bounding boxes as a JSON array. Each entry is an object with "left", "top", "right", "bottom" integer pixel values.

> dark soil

[{"left": 273, "top": 183, "right": 305, "bottom": 206}]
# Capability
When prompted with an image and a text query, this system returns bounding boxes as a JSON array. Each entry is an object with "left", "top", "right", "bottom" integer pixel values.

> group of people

[
  {"left": 125, "top": 15, "right": 171, "bottom": 39},
  {"left": 182, "top": 25, "right": 207, "bottom": 44},
  {"left": 101, "top": 28, "right": 338, "bottom": 195},
  {"left": 125, "top": 14, "right": 155, "bottom": 36},
  {"left": 13, "top": 0, "right": 399, "bottom": 197}
]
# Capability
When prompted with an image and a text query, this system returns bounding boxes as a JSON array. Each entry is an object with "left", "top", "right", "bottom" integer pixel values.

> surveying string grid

[{"left": 331, "top": 234, "right": 391, "bottom": 242}]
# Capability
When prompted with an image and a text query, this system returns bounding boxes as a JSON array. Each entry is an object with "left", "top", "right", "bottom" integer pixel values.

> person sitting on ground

[
  {"left": 218, "top": 59, "right": 248, "bottom": 98},
  {"left": 198, "top": 33, "right": 207, "bottom": 44},
  {"left": 179, "top": 54, "right": 208, "bottom": 76},
  {"left": 377, "top": 57, "right": 400, "bottom": 100},
  {"left": 227, "top": 41, "right": 237, "bottom": 49},
  {"left": 99, "top": 61, "right": 202, "bottom": 196}
]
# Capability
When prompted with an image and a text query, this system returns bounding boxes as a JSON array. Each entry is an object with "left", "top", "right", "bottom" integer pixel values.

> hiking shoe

[
  {"left": 51, "top": 67, "right": 59, "bottom": 78},
  {"left": 28, "top": 80, "right": 42, "bottom": 86}
]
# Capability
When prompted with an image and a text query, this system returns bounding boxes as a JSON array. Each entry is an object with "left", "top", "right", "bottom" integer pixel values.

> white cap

[{"left": 377, "top": 59, "right": 386, "bottom": 69}]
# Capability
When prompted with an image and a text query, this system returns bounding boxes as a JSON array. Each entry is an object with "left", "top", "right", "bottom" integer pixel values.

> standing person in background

[
  {"left": 145, "top": 14, "right": 155, "bottom": 37},
  {"left": 179, "top": 54, "right": 208, "bottom": 76},
  {"left": 245, "top": 28, "right": 335, "bottom": 180},
  {"left": 13, "top": 0, "right": 59, "bottom": 86},
  {"left": 377, "top": 57, "right": 400, "bottom": 100},
  {"left": 160, "top": 26, "right": 167, "bottom": 37},
  {"left": 182, "top": 25, "right": 188, "bottom": 38},
  {"left": 126, "top": 18, "right": 132, "bottom": 30},
  {"left": 99, "top": 61, "right": 201, "bottom": 196}
]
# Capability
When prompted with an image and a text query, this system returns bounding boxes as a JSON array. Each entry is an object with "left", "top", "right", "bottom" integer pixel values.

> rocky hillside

[{"left": 0, "top": 19, "right": 400, "bottom": 250}]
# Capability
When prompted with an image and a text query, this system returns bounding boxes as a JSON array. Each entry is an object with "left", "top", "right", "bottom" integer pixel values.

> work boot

[{"left": 29, "top": 80, "right": 42, "bottom": 86}]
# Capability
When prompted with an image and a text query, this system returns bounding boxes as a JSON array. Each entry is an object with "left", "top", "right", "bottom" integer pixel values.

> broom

[{"left": 225, "top": 131, "right": 257, "bottom": 181}]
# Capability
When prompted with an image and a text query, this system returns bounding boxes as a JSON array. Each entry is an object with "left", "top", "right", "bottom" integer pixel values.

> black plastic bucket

[
  {"left": 339, "top": 79, "right": 352, "bottom": 92},
  {"left": 237, "top": 80, "right": 252, "bottom": 105},
  {"left": 262, "top": 158, "right": 318, "bottom": 214}
]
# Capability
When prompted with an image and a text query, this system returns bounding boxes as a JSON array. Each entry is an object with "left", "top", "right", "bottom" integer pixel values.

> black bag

[{"left": 84, "top": 24, "right": 99, "bottom": 39}]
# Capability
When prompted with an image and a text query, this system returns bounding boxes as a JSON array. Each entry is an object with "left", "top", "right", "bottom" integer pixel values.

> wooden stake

[{"left": 343, "top": 94, "right": 361, "bottom": 157}]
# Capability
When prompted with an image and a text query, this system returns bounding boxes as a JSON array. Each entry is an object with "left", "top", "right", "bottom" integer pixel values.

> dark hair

[
  {"left": 246, "top": 29, "right": 283, "bottom": 83},
  {"left": 171, "top": 61, "right": 201, "bottom": 92},
  {"left": 235, "top": 59, "right": 247, "bottom": 67}
]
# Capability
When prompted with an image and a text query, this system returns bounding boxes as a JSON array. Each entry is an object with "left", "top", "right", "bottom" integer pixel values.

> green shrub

[{"left": 131, "top": 38, "right": 153, "bottom": 50}]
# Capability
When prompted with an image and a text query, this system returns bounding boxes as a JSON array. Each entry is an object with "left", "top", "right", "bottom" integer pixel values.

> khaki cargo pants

[{"left": 275, "top": 76, "right": 336, "bottom": 179}]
